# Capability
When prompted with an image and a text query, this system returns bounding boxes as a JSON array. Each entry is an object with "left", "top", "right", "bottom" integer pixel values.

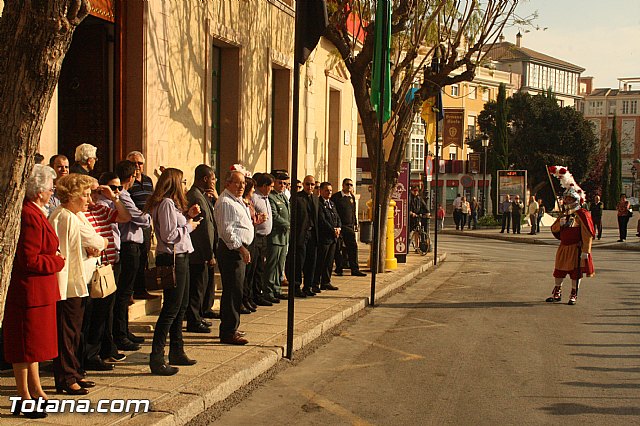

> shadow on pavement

[
  {"left": 539, "top": 403, "right": 640, "bottom": 416},
  {"left": 378, "top": 301, "right": 541, "bottom": 309}
]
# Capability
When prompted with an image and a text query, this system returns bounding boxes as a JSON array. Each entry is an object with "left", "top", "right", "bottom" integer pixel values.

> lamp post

[{"left": 481, "top": 134, "right": 490, "bottom": 216}]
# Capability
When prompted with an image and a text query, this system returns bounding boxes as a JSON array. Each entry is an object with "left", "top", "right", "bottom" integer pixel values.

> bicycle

[{"left": 410, "top": 216, "right": 431, "bottom": 256}]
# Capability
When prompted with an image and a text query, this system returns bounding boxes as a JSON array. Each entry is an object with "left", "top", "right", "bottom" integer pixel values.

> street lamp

[{"left": 481, "top": 134, "right": 490, "bottom": 216}]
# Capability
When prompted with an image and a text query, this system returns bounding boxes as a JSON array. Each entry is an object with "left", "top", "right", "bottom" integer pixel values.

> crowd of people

[{"left": 4, "top": 145, "right": 372, "bottom": 416}]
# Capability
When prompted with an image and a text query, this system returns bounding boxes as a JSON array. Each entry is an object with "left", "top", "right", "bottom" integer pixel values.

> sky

[{"left": 502, "top": 0, "right": 640, "bottom": 89}]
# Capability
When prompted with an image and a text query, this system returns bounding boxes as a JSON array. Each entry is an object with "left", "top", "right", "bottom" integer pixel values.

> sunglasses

[{"left": 109, "top": 184, "right": 123, "bottom": 192}]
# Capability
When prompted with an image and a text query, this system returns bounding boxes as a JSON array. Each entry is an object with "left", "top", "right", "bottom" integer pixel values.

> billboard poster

[
  {"left": 468, "top": 153, "right": 481, "bottom": 174},
  {"left": 497, "top": 170, "right": 527, "bottom": 213},
  {"left": 391, "top": 161, "right": 410, "bottom": 260}
]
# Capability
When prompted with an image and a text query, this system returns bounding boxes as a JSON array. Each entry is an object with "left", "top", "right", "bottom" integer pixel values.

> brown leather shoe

[{"left": 220, "top": 332, "right": 248, "bottom": 345}]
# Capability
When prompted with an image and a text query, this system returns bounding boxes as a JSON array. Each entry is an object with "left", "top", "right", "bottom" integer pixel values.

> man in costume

[{"left": 546, "top": 185, "right": 595, "bottom": 305}]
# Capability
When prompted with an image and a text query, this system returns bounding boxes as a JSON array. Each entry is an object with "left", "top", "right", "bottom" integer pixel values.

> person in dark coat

[
  {"left": 314, "top": 182, "right": 341, "bottom": 292},
  {"left": 331, "top": 178, "right": 366, "bottom": 277},
  {"left": 290, "top": 175, "right": 320, "bottom": 297},
  {"left": 185, "top": 165, "right": 218, "bottom": 333},
  {"left": 4, "top": 165, "right": 65, "bottom": 417}
]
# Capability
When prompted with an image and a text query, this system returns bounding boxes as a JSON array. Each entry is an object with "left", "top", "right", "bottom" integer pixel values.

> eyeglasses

[
  {"left": 109, "top": 184, "right": 123, "bottom": 192},
  {"left": 134, "top": 162, "right": 144, "bottom": 167},
  {"left": 345, "top": 182, "right": 353, "bottom": 186}
]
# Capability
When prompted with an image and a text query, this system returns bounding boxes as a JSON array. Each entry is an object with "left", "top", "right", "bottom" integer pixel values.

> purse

[
  {"left": 90, "top": 254, "right": 117, "bottom": 299},
  {"left": 145, "top": 251, "right": 177, "bottom": 291}
]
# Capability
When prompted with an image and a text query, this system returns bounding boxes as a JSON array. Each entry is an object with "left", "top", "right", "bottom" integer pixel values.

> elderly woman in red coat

[{"left": 3, "top": 165, "right": 65, "bottom": 418}]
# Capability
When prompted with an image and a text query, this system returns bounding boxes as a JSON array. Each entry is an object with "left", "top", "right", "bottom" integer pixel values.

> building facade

[
  {"left": 581, "top": 77, "right": 640, "bottom": 198},
  {"left": 485, "top": 33, "right": 585, "bottom": 107},
  {"left": 29, "top": 0, "right": 357, "bottom": 189}
]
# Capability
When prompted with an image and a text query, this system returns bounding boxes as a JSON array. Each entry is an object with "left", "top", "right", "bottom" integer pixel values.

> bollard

[
  {"left": 366, "top": 199, "right": 398, "bottom": 271},
  {"left": 385, "top": 199, "right": 398, "bottom": 270}
]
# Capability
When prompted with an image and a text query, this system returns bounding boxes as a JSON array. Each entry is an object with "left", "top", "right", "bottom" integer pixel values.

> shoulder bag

[
  {"left": 145, "top": 250, "right": 177, "bottom": 291},
  {"left": 90, "top": 253, "right": 117, "bottom": 298}
]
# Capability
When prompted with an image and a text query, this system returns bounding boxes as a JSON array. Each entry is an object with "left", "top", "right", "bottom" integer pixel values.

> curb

[
  {"left": 439, "top": 230, "right": 640, "bottom": 251},
  {"left": 120, "top": 253, "right": 447, "bottom": 425}
]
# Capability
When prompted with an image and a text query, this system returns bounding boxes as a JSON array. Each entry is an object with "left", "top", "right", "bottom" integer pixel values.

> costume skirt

[{"left": 3, "top": 303, "right": 58, "bottom": 363}]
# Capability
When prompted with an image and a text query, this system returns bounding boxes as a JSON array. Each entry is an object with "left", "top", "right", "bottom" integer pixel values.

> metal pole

[
  {"left": 285, "top": 2, "right": 303, "bottom": 361},
  {"left": 483, "top": 145, "right": 488, "bottom": 216},
  {"left": 434, "top": 133, "right": 439, "bottom": 265},
  {"left": 370, "top": 0, "right": 390, "bottom": 307}
]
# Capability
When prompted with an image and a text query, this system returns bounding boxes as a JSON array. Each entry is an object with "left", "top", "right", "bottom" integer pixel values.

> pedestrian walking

[
  {"left": 537, "top": 198, "right": 545, "bottom": 232},
  {"left": 500, "top": 194, "right": 511, "bottom": 233},
  {"left": 459, "top": 196, "right": 470, "bottom": 231},
  {"left": 437, "top": 204, "right": 445, "bottom": 230},
  {"left": 589, "top": 195, "right": 604, "bottom": 240},
  {"left": 468, "top": 197, "right": 479, "bottom": 230},
  {"left": 511, "top": 195, "right": 524, "bottom": 234},
  {"left": 452, "top": 194, "right": 462, "bottom": 230},
  {"left": 616, "top": 194, "right": 631, "bottom": 242},
  {"left": 527, "top": 195, "right": 539, "bottom": 234}
]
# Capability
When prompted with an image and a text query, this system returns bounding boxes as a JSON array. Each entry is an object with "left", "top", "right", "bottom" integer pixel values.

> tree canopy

[{"left": 474, "top": 90, "right": 598, "bottom": 205}]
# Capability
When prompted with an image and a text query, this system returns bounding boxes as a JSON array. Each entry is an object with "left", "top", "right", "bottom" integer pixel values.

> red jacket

[{"left": 6, "top": 201, "right": 65, "bottom": 308}]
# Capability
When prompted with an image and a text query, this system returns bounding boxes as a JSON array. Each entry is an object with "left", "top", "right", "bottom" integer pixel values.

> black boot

[
  {"left": 149, "top": 353, "right": 179, "bottom": 376},
  {"left": 168, "top": 349, "right": 197, "bottom": 366}
]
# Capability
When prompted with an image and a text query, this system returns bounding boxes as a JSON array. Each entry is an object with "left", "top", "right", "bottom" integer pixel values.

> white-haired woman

[
  {"left": 4, "top": 165, "right": 65, "bottom": 418},
  {"left": 49, "top": 173, "right": 108, "bottom": 395},
  {"left": 70, "top": 143, "right": 98, "bottom": 175}
]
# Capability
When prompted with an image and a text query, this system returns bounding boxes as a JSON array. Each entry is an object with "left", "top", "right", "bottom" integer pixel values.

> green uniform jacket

[{"left": 268, "top": 191, "right": 290, "bottom": 246}]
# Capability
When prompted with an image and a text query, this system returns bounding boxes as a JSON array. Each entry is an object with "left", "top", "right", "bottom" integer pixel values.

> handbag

[
  {"left": 628, "top": 209, "right": 633, "bottom": 218},
  {"left": 145, "top": 251, "right": 177, "bottom": 291},
  {"left": 90, "top": 254, "right": 117, "bottom": 298}
]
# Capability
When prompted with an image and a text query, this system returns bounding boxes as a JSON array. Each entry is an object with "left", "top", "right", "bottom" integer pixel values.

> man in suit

[
  {"left": 185, "top": 165, "right": 218, "bottom": 333},
  {"left": 314, "top": 182, "right": 341, "bottom": 292},
  {"left": 265, "top": 171, "right": 290, "bottom": 300},
  {"left": 290, "top": 175, "right": 319, "bottom": 297},
  {"left": 331, "top": 178, "right": 366, "bottom": 277}
]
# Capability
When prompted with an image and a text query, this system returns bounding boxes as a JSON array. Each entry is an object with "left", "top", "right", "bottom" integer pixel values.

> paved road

[{"left": 205, "top": 235, "right": 640, "bottom": 425}]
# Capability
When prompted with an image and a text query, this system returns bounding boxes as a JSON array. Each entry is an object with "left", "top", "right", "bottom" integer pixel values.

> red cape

[{"left": 575, "top": 208, "right": 596, "bottom": 237}]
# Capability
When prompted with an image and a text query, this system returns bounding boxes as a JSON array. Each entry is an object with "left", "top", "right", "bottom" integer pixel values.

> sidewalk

[
  {"left": 439, "top": 225, "right": 640, "bottom": 251},
  {"left": 1, "top": 247, "right": 446, "bottom": 425}
]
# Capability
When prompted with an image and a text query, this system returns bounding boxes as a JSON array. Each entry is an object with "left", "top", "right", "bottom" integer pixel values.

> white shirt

[
  {"left": 453, "top": 196, "right": 462, "bottom": 209},
  {"left": 214, "top": 189, "right": 254, "bottom": 250}
]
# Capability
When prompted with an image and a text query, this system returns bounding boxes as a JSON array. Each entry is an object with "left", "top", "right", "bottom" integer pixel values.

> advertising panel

[
  {"left": 497, "top": 170, "right": 527, "bottom": 213},
  {"left": 443, "top": 109, "right": 464, "bottom": 147},
  {"left": 391, "top": 162, "right": 410, "bottom": 261}
]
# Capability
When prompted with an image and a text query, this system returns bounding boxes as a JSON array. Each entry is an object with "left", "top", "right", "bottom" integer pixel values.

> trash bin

[{"left": 359, "top": 220, "right": 372, "bottom": 244}]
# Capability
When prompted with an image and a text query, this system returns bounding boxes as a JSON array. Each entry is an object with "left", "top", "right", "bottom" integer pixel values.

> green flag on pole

[{"left": 371, "top": 0, "right": 391, "bottom": 123}]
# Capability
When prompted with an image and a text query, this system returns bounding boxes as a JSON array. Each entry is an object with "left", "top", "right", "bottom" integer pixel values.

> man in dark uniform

[
  {"left": 331, "top": 178, "right": 366, "bottom": 277},
  {"left": 290, "top": 175, "right": 319, "bottom": 297},
  {"left": 314, "top": 182, "right": 341, "bottom": 292}
]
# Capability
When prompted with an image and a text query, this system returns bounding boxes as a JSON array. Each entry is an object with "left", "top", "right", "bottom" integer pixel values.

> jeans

[
  {"left": 618, "top": 215, "right": 630, "bottom": 240},
  {"left": 151, "top": 253, "right": 190, "bottom": 358}
]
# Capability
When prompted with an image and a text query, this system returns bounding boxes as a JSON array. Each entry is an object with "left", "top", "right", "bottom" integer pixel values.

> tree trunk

[{"left": 0, "top": 0, "right": 89, "bottom": 321}]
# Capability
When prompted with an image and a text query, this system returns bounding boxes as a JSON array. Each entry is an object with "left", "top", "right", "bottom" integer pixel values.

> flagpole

[
  {"left": 432, "top": 51, "right": 441, "bottom": 266},
  {"left": 370, "top": 0, "right": 390, "bottom": 307}
]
